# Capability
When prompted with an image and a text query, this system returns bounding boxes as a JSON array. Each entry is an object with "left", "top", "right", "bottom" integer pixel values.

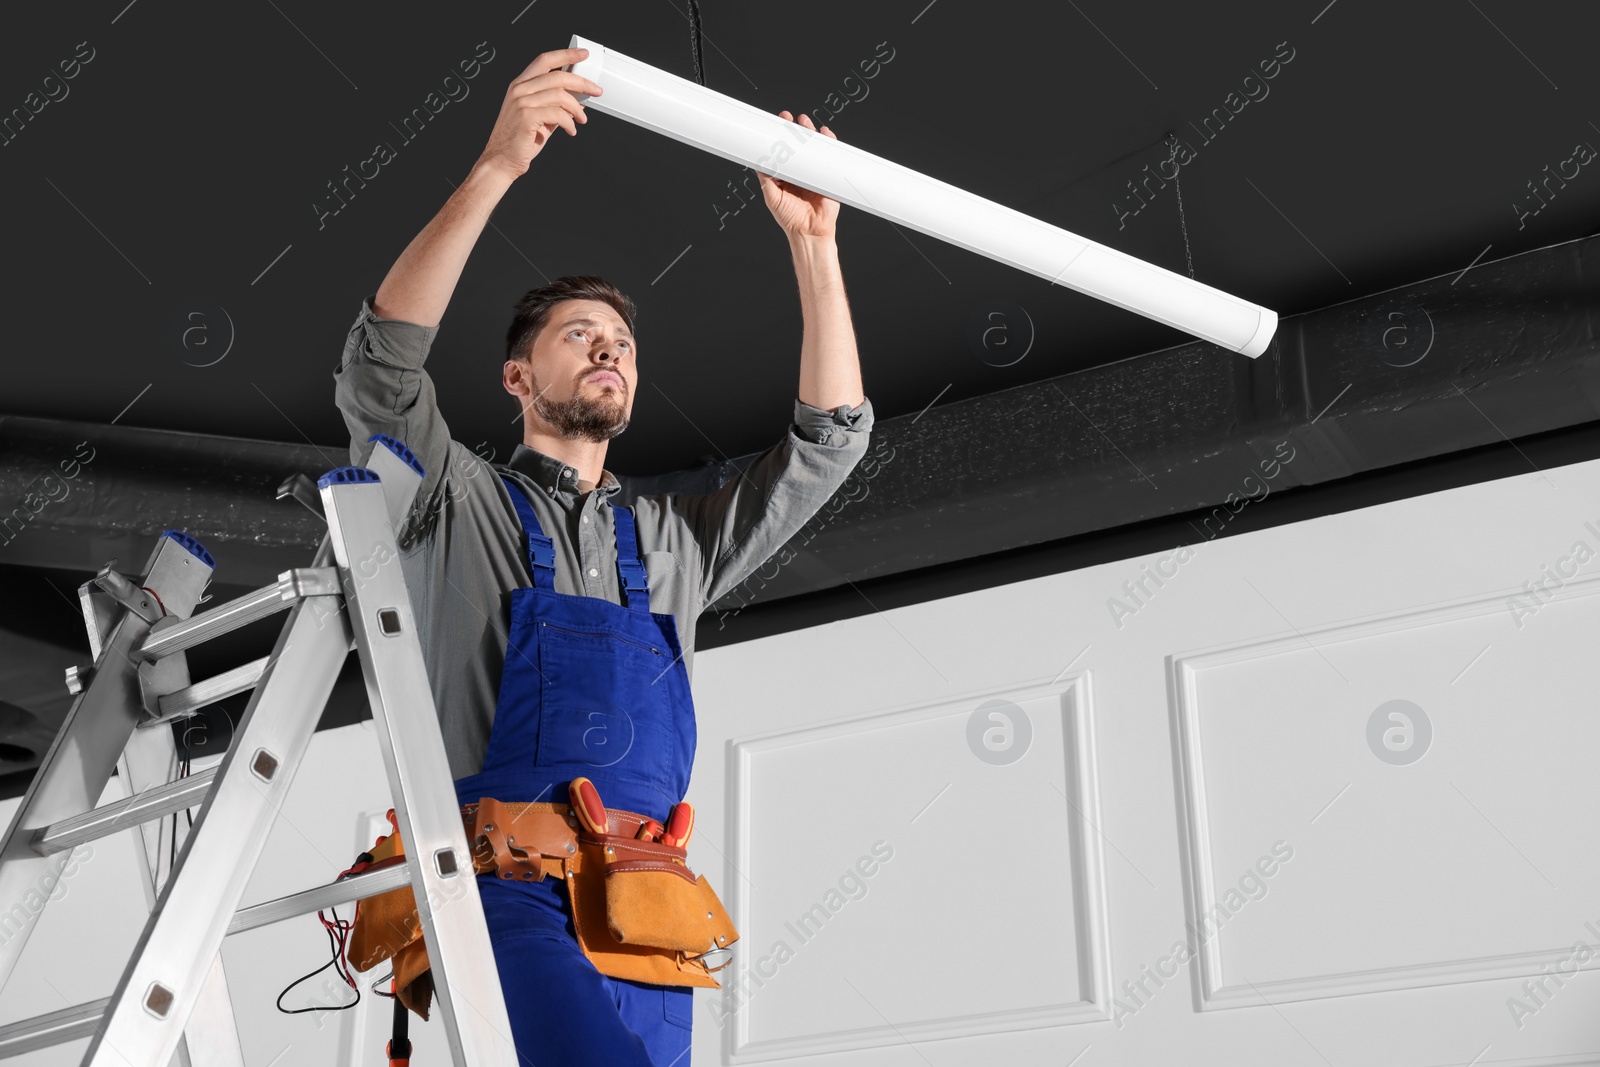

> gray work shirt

[{"left": 333, "top": 296, "right": 874, "bottom": 779}]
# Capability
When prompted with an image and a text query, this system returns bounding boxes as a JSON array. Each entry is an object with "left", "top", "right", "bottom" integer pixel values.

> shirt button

[
  {"left": 546, "top": 485, "right": 555, "bottom": 494},
  {"left": 581, "top": 515, "right": 590, "bottom": 524},
  {"left": 588, "top": 567, "right": 599, "bottom": 577}
]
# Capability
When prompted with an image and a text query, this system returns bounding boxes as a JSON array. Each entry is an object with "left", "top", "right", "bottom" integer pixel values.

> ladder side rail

[
  {"left": 179, "top": 956, "right": 244, "bottom": 1067},
  {"left": 116, "top": 737, "right": 189, "bottom": 1067},
  {"left": 322, "top": 467, "right": 519, "bottom": 1067},
  {"left": 119, "top": 728, "right": 245, "bottom": 1067}
]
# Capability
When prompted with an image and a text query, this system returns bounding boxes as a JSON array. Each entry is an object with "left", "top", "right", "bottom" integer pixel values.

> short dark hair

[{"left": 505, "top": 275, "right": 638, "bottom": 364}]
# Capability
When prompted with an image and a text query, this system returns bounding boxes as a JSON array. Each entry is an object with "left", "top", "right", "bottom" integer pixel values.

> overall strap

[
  {"left": 502, "top": 473, "right": 650, "bottom": 610},
  {"left": 611, "top": 505, "right": 651, "bottom": 613},
  {"left": 499, "top": 475, "right": 555, "bottom": 589}
]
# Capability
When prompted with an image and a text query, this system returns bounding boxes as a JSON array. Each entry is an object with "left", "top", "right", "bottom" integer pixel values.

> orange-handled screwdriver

[
  {"left": 661, "top": 802, "right": 694, "bottom": 848},
  {"left": 568, "top": 777, "right": 608, "bottom": 835}
]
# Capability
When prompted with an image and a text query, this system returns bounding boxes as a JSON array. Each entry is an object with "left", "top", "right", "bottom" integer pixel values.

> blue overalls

[{"left": 452, "top": 474, "right": 697, "bottom": 1067}]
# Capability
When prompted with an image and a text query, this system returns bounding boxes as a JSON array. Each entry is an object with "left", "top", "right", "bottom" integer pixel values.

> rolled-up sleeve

[
  {"left": 332, "top": 295, "right": 454, "bottom": 541},
  {"left": 678, "top": 396, "right": 874, "bottom": 610},
  {"left": 792, "top": 397, "right": 872, "bottom": 446}
]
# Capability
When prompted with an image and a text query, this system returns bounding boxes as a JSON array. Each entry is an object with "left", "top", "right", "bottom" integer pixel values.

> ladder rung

[
  {"left": 140, "top": 568, "right": 341, "bottom": 660},
  {"left": 0, "top": 996, "right": 109, "bottom": 1057},
  {"left": 30, "top": 769, "right": 217, "bottom": 856},
  {"left": 229, "top": 861, "right": 411, "bottom": 935},
  {"left": 146, "top": 657, "right": 269, "bottom": 725}
]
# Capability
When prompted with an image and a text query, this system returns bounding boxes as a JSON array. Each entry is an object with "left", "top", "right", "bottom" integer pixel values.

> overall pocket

[{"left": 533, "top": 622, "right": 676, "bottom": 781}]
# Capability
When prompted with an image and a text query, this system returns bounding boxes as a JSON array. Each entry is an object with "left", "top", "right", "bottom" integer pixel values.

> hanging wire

[
  {"left": 688, "top": 0, "right": 707, "bottom": 86},
  {"left": 276, "top": 848, "right": 378, "bottom": 1014},
  {"left": 275, "top": 911, "right": 361, "bottom": 1015},
  {"left": 1165, "top": 133, "right": 1195, "bottom": 279},
  {"left": 276, "top": 863, "right": 374, "bottom": 1014}
]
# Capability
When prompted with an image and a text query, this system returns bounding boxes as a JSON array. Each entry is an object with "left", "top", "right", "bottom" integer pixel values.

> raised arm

[
  {"left": 645, "top": 110, "right": 873, "bottom": 610},
  {"left": 375, "top": 47, "right": 603, "bottom": 324},
  {"left": 333, "top": 48, "right": 604, "bottom": 540},
  {"left": 758, "top": 111, "right": 865, "bottom": 413}
]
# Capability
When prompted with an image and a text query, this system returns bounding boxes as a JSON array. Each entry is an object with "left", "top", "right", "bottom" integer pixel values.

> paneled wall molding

[
  {"left": 1170, "top": 574, "right": 1600, "bottom": 1009},
  {"left": 724, "top": 673, "right": 1109, "bottom": 1062}
]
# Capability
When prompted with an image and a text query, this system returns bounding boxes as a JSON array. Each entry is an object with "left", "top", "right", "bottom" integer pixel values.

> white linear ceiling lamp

[{"left": 566, "top": 35, "right": 1277, "bottom": 358}]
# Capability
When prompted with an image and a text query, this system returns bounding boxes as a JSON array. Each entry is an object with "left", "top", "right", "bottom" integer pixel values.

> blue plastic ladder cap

[
  {"left": 366, "top": 434, "right": 425, "bottom": 478},
  {"left": 160, "top": 530, "right": 216, "bottom": 569},
  {"left": 316, "top": 467, "right": 382, "bottom": 490}
]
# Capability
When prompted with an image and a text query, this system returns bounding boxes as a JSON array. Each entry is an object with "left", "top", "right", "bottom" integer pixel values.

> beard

[{"left": 531, "top": 371, "right": 630, "bottom": 442}]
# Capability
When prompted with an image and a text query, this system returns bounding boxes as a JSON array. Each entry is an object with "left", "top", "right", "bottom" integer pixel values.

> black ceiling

[{"left": 4, "top": 0, "right": 1600, "bottom": 475}]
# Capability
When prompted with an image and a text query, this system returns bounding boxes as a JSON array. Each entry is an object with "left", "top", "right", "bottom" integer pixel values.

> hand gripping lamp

[{"left": 565, "top": 35, "right": 1277, "bottom": 358}]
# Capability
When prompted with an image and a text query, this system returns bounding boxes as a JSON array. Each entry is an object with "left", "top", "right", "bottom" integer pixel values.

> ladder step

[
  {"left": 146, "top": 657, "right": 269, "bottom": 725},
  {"left": 229, "top": 861, "right": 411, "bottom": 935},
  {"left": 30, "top": 769, "right": 217, "bottom": 856},
  {"left": 140, "top": 567, "right": 341, "bottom": 660},
  {"left": 0, "top": 996, "right": 109, "bottom": 1058}
]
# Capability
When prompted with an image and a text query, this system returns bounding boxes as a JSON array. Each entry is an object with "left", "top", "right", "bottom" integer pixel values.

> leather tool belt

[{"left": 348, "top": 796, "right": 738, "bottom": 1019}]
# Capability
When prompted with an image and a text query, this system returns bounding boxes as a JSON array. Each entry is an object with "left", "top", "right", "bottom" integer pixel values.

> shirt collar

[{"left": 506, "top": 443, "right": 621, "bottom": 500}]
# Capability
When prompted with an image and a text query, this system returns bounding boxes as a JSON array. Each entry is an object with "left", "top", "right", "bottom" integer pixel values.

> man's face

[{"left": 508, "top": 298, "right": 637, "bottom": 442}]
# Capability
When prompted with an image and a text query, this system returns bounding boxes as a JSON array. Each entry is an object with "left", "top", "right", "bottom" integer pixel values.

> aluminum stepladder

[{"left": 0, "top": 436, "right": 519, "bottom": 1067}]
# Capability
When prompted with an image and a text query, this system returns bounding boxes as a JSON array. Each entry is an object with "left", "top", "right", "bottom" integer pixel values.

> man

[{"left": 333, "top": 47, "right": 872, "bottom": 1066}]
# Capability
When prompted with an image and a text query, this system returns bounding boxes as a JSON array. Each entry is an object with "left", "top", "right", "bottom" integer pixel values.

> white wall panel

[
  {"left": 724, "top": 674, "right": 1109, "bottom": 1062},
  {"left": 1172, "top": 579, "right": 1600, "bottom": 1008}
]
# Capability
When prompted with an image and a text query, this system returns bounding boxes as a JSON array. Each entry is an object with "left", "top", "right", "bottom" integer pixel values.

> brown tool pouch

[
  {"left": 564, "top": 828, "right": 736, "bottom": 989},
  {"left": 346, "top": 827, "right": 435, "bottom": 1019},
  {"left": 349, "top": 798, "right": 738, "bottom": 1018},
  {"left": 592, "top": 833, "right": 736, "bottom": 956}
]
